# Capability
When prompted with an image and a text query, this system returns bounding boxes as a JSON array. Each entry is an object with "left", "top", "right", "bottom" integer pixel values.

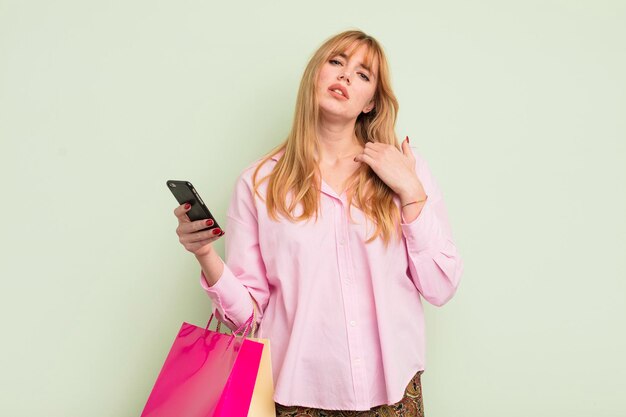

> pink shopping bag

[{"left": 141, "top": 313, "right": 264, "bottom": 417}]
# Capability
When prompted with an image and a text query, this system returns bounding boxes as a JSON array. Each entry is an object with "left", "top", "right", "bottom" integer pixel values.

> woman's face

[{"left": 316, "top": 43, "right": 378, "bottom": 122}]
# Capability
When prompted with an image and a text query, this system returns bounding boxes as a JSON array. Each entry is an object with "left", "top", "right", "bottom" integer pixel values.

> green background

[{"left": 1, "top": 1, "right": 624, "bottom": 415}]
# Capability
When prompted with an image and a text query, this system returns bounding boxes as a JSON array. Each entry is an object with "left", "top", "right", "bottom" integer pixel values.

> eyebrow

[{"left": 337, "top": 53, "right": 376, "bottom": 78}]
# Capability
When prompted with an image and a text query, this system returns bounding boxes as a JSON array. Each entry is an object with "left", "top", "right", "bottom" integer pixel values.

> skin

[{"left": 175, "top": 42, "right": 428, "bottom": 273}]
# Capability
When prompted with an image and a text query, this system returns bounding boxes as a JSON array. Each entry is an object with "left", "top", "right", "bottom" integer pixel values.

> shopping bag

[
  {"left": 141, "top": 310, "right": 263, "bottom": 417},
  {"left": 242, "top": 299, "right": 276, "bottom": 417},
  {"left": 214, "top": 296, "right": 276, "bottom": 416},
  {"left": 246, "top": 337, "right": 275, "bottom": 416}
]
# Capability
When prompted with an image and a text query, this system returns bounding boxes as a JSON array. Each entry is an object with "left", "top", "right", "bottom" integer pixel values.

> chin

[
  {"left": 319, "top": 108, "right": 354, "bottom": 122},
  {"left": 319, "top": 102, "right": 353, "bottom": 119}
]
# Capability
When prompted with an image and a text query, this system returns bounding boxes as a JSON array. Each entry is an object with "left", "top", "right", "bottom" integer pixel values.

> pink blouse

[{"left": 200, "top": 146, "right": 464, "bottom": 411}]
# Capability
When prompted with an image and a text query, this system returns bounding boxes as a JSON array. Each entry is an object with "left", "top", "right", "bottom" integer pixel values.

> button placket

[
  {"left": 335, "top": 198, "right": 368, "bottom": 407},
  {"left": 332, "top": 198, "right": 357, "bottom": 403}
]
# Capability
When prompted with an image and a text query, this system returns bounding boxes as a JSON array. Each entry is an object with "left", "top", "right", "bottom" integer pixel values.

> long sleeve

[
  {"left": 199, "top": 168, "right": 270, "bottom": 332},
  {"left": 400, "top": 151, "right": 464, "bottom": 306}
]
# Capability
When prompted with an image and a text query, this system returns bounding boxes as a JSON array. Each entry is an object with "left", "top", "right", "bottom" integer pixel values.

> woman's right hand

[{"left": 174, "top": 203, "right": 224, "bottom": 257}]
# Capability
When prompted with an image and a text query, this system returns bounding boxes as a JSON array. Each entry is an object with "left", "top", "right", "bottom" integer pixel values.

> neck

[{"left": 315, "top": 119, "right": 362, "bottom": 164}]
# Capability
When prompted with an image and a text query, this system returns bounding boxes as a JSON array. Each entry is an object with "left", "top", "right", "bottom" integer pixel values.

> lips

[{"left": 328, "top": 84, "right": 349, "bottom": 99}]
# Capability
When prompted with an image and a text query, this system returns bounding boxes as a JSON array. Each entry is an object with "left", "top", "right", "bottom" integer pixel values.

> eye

[
  {"left": 359, "top": 73, "right": 370, "bottom": 81},
  {"left": 329, "top": 59, "right": 342, "bottom": 65}
]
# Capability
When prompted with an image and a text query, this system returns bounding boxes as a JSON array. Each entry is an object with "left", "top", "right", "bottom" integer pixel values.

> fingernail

[
  {"left": 184, "top": 203, "right": 191, "bottom": 210},
  {"left": 405, "top": 136, "right": 410, "bottom": 144},
  {"left": 206, "top": 219, "right": 214, "bottom": 227},
  {"left": 212, "top": 228, "right": 222, "bottom": 235}
]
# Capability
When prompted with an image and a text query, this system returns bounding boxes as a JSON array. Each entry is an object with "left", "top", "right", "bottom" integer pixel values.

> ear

[{"left": 362, "top": 99, "right": 376, "bottom": 114}]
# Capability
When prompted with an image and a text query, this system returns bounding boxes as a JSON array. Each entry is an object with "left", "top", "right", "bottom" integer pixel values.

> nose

[{"left": 338, "top": 72, "right": 351, "bottom": 84}]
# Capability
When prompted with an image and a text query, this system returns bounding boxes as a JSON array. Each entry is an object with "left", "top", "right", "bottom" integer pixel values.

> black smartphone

[{"left": 166, "top": 180, "right": 222, "bottom": 233}]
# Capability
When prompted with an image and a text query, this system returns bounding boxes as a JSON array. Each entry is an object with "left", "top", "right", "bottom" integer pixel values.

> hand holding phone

[{"left": 168, "top": 180, "right": 224, "bottom": 256}]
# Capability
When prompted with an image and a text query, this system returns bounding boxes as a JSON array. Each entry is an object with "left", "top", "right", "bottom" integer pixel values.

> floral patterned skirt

[{"left": 275, "top": 370, "right": 425, "bottom": 417}]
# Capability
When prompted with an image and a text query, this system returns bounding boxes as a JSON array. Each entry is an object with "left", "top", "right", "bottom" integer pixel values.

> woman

[{"left": 173, "top": 29, "right": 464, "bottom": 416}]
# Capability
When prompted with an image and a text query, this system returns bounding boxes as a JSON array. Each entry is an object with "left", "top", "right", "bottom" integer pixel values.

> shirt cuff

[
  {"left": 400, "top": 199, "right": 444, "bottom": 253},
  {"left": 199, "top": 266, "right": 253, "bottom": 327}
]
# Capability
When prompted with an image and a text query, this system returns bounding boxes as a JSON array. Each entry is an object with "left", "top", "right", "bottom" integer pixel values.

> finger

[
  {"left": 173, "top": 203, "right": 192, "bottom": 222},
  {"left": 178, "top": 218, "right": 216, "bottom": 235},
  {"left": 362, "top": 147, "right": 379, "bottom": 159},
  {"left": 364, "top": 141, "right": 383, "bottom": 151},
  {"left": 186, "top": 235, "right": 223, "bottom": 253},
  {"left": 188, "top": 231, "right": 225, "bottom": 247},
  {"left": 183, "top": 227, "right": 224, "bottom": 244},
  {"left": 354, "top": 152, "right": 377, "bottom": 168},
  {"left": 401, "top": 136, "right": 414, "bottom": 160}
]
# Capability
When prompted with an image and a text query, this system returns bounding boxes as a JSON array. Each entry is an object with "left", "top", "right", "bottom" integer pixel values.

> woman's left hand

[{"left": 354, "top": 136, "right": 426, "bottom": 201}]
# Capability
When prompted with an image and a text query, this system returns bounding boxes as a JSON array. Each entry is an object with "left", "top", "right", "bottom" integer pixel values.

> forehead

[{"left": 331, "top": 42, "right": 379, "bottom": 74}]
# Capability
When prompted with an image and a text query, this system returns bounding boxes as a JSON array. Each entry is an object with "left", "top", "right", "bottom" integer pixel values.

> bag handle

[{"left": 205, "top": 294, "right": 258, "bottom": 338}]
